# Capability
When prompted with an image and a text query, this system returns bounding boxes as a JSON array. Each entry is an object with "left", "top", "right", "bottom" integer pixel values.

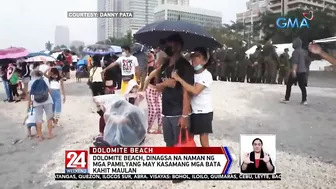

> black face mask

[{"left": 164, "top": 46, "right": 174, "bottom": 57}]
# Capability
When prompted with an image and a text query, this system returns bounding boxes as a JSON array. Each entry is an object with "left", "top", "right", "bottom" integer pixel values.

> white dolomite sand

[{"left": 1, "top": 73, "right": 335, "bottom": 189}]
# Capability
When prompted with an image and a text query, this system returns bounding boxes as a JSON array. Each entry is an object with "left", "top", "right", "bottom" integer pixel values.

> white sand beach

[{"left": 0, "top": 73, "right": 336, "bottom": 189}]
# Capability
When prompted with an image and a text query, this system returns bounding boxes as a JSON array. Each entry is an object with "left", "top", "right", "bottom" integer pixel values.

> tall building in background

[
  {"left": 154, "top": 1, "right": 221, "bottom": 28},
  {"left": 267, "top": 0, "right": 336, "bottom": 15},
  {"left": 55, "top": 26, "right": 70, "bottom": 46},
  {"left": 97, "top": 0, "right": 158, "bottom": 40},
  {"left": 158, "top": 0, "right": 189, "bottom": 5},
  {"left": 97, "top": 0, "right": 107, "bottom": 42}
]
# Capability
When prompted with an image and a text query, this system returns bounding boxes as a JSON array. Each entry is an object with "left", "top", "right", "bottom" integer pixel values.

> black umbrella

[{"left": 134, "top": 20, "right": 222, "bottom": 50}]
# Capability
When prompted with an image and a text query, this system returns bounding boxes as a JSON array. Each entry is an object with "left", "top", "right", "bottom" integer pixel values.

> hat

[{"left": 125, "top": 80, "right": 139, "bottom": 95}]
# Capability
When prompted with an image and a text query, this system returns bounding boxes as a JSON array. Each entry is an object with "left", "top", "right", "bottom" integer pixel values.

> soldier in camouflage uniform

[
  {"left": 225, "top": 49, "right": 236, "bottom": 82},
  {"left": 263, "top": 42, "right": 279, "bottom": 84},
  {"left": 237, "top": 53, "right": 249, "bottom": 82},
  {"left": 246, "top": 54, "right": 254, "bottom": 83},
  {"left": 252, "top": 45, "right": 263, "bottom": 83},
  {"left": 277, "top": 48, "right": 290, "bottom": 85},
  {"left": 215, "top": 49, "right": 226, "bottom": 81}
]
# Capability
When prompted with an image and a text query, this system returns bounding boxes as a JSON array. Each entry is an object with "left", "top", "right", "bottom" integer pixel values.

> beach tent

[{"left": 246, "top": 43, "right": 294, "bottom": 58}]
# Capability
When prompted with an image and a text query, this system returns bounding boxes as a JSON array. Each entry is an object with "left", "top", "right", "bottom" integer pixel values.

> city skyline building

[
  {"left": 154, "top": 4, "right": 222, "bottom": 28},
  {"left": 55, "top": 25, "right": 70, "bottom": 46},
  {"left": 268, "top": 0, "right": 336, "bottom": 15}
]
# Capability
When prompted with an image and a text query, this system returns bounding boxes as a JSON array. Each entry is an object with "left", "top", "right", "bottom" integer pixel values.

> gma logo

[{"left": 276, "top": 18, "right": 310, "bottom": 29}]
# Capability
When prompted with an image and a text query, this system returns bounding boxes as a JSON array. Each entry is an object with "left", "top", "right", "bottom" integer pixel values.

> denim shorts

[{"left": 26, "top": 123, "right": 36, "bottom": 128}]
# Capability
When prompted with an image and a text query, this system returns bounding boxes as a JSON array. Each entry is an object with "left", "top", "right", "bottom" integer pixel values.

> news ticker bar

[{"left": 55, "top": 173, "right": 281, "bottom": 181}]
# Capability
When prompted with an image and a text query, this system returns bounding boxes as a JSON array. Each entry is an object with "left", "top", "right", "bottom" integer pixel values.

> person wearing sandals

[
  {"left": 49, "top": 68, "right": 66, "bottom": 127},
  {"left": 169, "top": 47, "right": 214, "bottom": 147}
]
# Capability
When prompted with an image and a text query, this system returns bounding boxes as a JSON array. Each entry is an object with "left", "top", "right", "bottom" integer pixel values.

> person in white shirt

[
  {"left": 89, "top": 55, "right": 104, "bottom": 96},
  {"left": 169, "top": 47, "right": 213, "bottom": 147},
  {"left": 22, "top": 102, "right": 36, "bottom": 139},
  {"left": 102, "top": 46, "right": 140, "bottom": 94}
]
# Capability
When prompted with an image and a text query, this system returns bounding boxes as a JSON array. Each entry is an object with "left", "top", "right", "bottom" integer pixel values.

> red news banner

[{"left": 57, "top": 147, "right": 281, "bottom": 181}]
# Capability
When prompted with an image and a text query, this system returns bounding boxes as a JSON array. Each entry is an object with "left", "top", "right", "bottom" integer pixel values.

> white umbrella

[
  {"left": 26, "top": 55, "right": 56, "bottom": 62},
  {"left": 51, "top": 52, "right": 62, "bottom": 59},
  {"left": 313, "top": 36, "right": 336, "bottom": 44}
]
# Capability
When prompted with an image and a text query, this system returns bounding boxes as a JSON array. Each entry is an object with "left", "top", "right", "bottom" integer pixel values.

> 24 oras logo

[{"left": 276, "top": 11, "right": 314, "bottom": 29}]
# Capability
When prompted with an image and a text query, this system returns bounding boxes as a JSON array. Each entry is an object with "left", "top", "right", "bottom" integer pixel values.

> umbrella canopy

[
  {"left": 110, "top": 45, "right": 122, "bottom": 54},
  {"left": 83, "top": 44, "right": 118, "bottom": 55},
  {"left": 27, "top": 52, "right": 52, "bottom": 58},
  {"left": 51, "top": 52, "right": 62, "bottom": 59},
  {"left": 26, "top": 55, "right": 56, "bottom": 62},
  {"left": 134, "top": 20, "right": 222, "bottom": 50},
  {"left": 0, "top": 47, "right": 29, "bottom": 59}
]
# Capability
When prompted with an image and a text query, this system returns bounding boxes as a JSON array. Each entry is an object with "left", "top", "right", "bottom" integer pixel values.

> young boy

[{"left": 23, "top": 102, "right": 36, "bottom": 139}]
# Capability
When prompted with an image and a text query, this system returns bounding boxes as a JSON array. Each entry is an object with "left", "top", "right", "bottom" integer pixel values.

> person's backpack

[{"left": 30, "top": 78, "right": 49, "bottom": 103}]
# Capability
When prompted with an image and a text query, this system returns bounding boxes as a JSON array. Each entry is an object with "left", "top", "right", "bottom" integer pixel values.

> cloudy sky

[{"left": 0, "top": 0, "right": 246, "bottom": 51}]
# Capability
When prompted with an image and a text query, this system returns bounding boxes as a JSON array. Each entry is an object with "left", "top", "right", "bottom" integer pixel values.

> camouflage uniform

[
  {"left": 216, "top": 50, "right": 226, "bottom": 81},
  {"left": 252, "top": 48, "right": 263, "bottom": 83},
  {"left": 246, "top": 54, "right": 254, "bottom": 83},
  {"left": 237, "top": 54, "right": 249, "bottom": 82},
  {"left": 277, "top": 51, "right": 290, "bottom": 85},
  {"left": 263, "top": 43, "right": 279, "bottom": 84},
  {"left": 224, "top": 50, "right": 236, "bottom": 82}
]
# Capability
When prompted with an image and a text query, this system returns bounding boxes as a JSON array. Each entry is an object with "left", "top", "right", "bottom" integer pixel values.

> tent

[{"left": 246, "top": 43, "right": 294, "bottom": 58}]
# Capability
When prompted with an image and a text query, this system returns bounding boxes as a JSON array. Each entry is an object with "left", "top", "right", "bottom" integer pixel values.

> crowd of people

[{"left": 0, "top": 51, "right": 70, "bottom": 140}]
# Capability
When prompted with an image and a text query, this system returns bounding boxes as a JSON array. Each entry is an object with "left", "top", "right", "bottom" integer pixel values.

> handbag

[
  {"left": 174, "top": 128, "right": 196, "bottom": 147},
  {"left": 87, "top": 67, "right": 98, "bottom": 87}
]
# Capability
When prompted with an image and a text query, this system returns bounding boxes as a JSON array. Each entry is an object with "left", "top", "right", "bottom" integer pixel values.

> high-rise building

[
  {"left": 97, "top": 0, "right": 158, "bottom": 40},
  {"left": 268, "top": 0, "right": 336, "bottom": 15},
  {"left": 158, "top": 0, "right": 189, "bottom": 5},
  {"left": 55, "top": 26, "right": 70, "bottom": 46},
  {"left": 154, "top": 4, "right": 222, "bottom": 28}
]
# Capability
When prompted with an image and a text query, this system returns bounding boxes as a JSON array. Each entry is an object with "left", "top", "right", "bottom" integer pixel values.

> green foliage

[
  {"left": 98, "top": 30, "right": 134, "bottom": 46},
  {"left": 45, "top": 41, "right": 53, "bottom": 51}
]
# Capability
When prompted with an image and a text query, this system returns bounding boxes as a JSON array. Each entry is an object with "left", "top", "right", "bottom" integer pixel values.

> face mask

[
  {"left": 194, "top": 64, "right": 203, "bottom": 71},
  {"left": 122, "top": 52, "right": 126, "bottom": 56},
  {"left": 164, "top": 46, "right": 174, "bottom": 57}
]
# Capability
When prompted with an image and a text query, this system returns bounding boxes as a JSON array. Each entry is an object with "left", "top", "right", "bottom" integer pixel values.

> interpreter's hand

[
  {"left": 308, "top": 42, "right": 322, "bottom": 55},
  {"left": 261, "top": 153, "right": 270, "bottom": 163},
  {"left": 171, "top": 72, "right": 180, "bottom": 81},
  {"left": 164, "top": 79, "right": 176, "bottom": 88},
  {"left": 63, "top": 96, "right": 66, "bottom": 103},
  {"left": 178, "top": 117, "right": 188, "bottom": 129},
  {"left": 243, "top": 153, "right": 254, "bottom": 164}
]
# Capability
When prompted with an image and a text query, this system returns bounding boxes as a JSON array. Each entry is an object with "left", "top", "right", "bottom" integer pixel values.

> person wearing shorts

[
  {"left": 170, "top": 47, "right": 214, "bottom": 147},
  {"left": 28, "top": 71, "right": 54, "bottom": 141}
]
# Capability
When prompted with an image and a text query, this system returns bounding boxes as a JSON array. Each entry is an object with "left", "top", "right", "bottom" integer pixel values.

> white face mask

[{"left": 122, "top": 52, "right": 126, "bottom": 56}]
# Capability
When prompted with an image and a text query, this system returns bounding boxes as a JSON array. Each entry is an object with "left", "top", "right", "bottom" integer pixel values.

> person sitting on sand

[
  {"left": 23, "top": 101, "right": 36, "bottom": 139},
  {"left": 124, "top": 79, "right": 144, "bottom": 106}
]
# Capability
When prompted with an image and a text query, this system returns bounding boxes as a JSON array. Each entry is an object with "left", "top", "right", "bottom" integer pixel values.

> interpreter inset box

[{"left": 239, "top": 134, "right": 276, "bottom": 173}]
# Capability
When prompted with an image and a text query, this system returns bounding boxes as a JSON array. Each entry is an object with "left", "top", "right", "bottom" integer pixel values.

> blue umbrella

[
  {"left": 134, "top": 20, "right": 222, "bottom": 50},
  {"left": 83, "top": 44, "right": 117, "bottom": 55},
  {"left": 27, "top": 52, "right": 53, "bottom": 58},
  {"left": 77, "top": 59, "right": 87, "bottom": 66},
  {"left": 110, "top": 45, "right": 122, "bottom": 54}
]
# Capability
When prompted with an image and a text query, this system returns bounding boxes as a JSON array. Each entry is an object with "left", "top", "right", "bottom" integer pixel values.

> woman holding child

[{"left": 166, "top": 47, "right": 214, "bottom": 147}]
